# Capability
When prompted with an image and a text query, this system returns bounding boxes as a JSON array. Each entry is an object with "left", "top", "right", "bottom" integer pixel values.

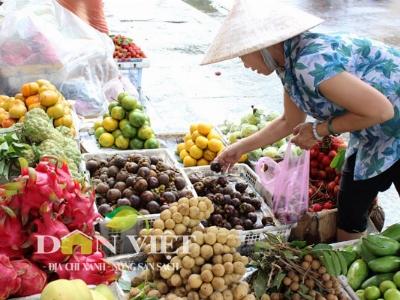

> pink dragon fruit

[
  {"left": 56, "top": 251, "right": 117, "bottom": 285},
  {"left": 30, "top": 210, "right": 70, "bottom": 265},
  {"left": 11, "top": 259, "right": 47, "bottom": 296},
  {"left": 0, "top": 255, "right": 21, "bottom": 299},
  {"left": 0, "top": 205, "right": 26, "bottom": 259}
]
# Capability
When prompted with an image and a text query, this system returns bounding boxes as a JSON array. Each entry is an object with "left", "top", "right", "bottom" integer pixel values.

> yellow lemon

[
  {"left": 54, "top": 117, "right": 63, "bottom": 127},
  {"left": 208, "top": 138, "right": 224, "bottom": 153},
  {"left": 61, "top": 114, "right": 73, "bottom": 127},
  {"left": 8, "top": 104, "right": 27, "bottom": 119},
  {"left": 207, "top": 129, "right": 221, "bottom": 140},
  {"left": 40, "top": 90, "right": 59, "bottom": 107},
  {"left": 119, "top": 119, "right": 129, "bottom": 130},
  {"left": 191, "top": 130, "right": 202, "bottom": 142},
  {"left": 183, "top": 156, "right": 197, "bottom": 167},
  {"left": 189, "top": 145, "right": 203, "bottom": 160},
  {"left": 115, "top": 135, "right": 130, "bottom": 149},
  {"left": 203, "top": 149, "right": 216, "bottom": 161},
  {"left": 99, "top": 132, "right": 114, "bottom": 147},
  {"left": 102, "top": 117, "right": 118, "bottom": 132},
  {"left": 197, "top": 123, "right": 213, "bottom": 136},
  {"left": 179, "top": 149, "right": 189, "bottom": 160},
  {"left": 94, "top": 120, "right": 103, "bottom": 130},
  {"left": 184, "top": 133, "right": 192, "bottom": 142},
  {"left": 195, "top": 136, "right": 208, "bottom": 150},
  {"left": 47, "top": 104, "right": 64, "bottom": 119},
  {"left": 185, "top": 139, "right": 195, "bottom": 152},
  {"left": 197, "top": 158, "right": 209, "bottom": 166},
  {"left": 190, "top": 123, "right": 198, "bottom": 134},
  {"left": 176, "top": 142, "right": 185, "bottom": 154}
]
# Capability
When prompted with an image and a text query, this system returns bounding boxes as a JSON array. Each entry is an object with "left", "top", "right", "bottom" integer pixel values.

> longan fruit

[
  {"left": 153, "top": 219, "right": 165, "bottom": 230},
  {"left": 213, "top": 255, "right": 223, "bottom": 264},
  {"left": 290, "top": 282, "right": 299, "bottom": 292},
  {"left": 223, "top": 253, "right": 233, "bottom": 263},
  {"left": 195, "top": 256, "right": 205, "bottom": 266},
  {"left": 325, "top": 280, "right": 333, "bottom": 289},
  {"left": 156, "top": 281, "right": 169, "bottom": 294},
  {"left": 198, "top": 201, "right": 208, "bottom": 212},
  {"left": 199, "top": 283, "right": 213, "bottom": 298},
  {"left": 188, "top": 274, "right": 202, "bottom": 289},
  {"left": 291, "top": 294, "right": 301, "bottom": 300},
  {"left": 322, "top": 273, "right": 331, "bottom": 282},
  {"left": 213, "top": 243, "right": 223, "bottom": 255},
  {"left": 182, "top": 216, "right": 191, "bottom": 226},
  {"left": 170, "top": 206, "right": 178, "bottom": 214},
  {"left": 216, "top": 231, "right": 228, "bottom": 244},
  {"left": 178, "top": 204, "right": 190, "bottom": 216},
  {"left": 182, "top": 256, "right": 195, "bottom": 269},
  {"left": 152, "top": 228, "right": 164, "bottom": 236},
  {"left": 174, "top": 223, "right": 187, "bottom": 235},
  {"left": 317, "top": 295, "right": 327, "bottom": 300},
  {"left": 233, "top": 261, "right": 245, "bottom": 275},
  {"left": 207, "top": 226, "right": 219, "bottom": 233},
  {"left": 210, "top": 291, "right": 224, "bottom": 300},
  {"left": 311, "top": 260, "right": 321, "bottom": 270},
  {"left": 301, "top": 261, "right": 310, "bottom": 269},
  {"left": 165, "top": 219, "right": 176, "bottom": 229},
  {"left": 201, "top": 263, "right": 213, "bottom": 272},
  {"left": 189, "top": 197, "right": 199, "bottom": 207},
  {"left": 223, "top": 274, "right": 233, "bottom": 285},
  {"left": 172, "top": 212, "right": 183, "bottom": 224},
  {"left": 201, "top": 269, "right": 214, "bottom": 283},
  {"left": 189, "top": 219, "right": 200, "bottom": 228},
  {"left": 327, "top": 295, "right": 338, "bottom": 300},
  {"left": 223, "top": 289, "right": 234, "bottom": 300},
  {"left": 170, "top": 274, "right": 183, "bottom": 287},
  {"left": 288, "top": 271, "right": 296, "bottom": 279},
  {"left": 180, "top": 268, "right": 191, "bottom": 280},
  {"left": 304, "top": 254, "right": 313, "bottom": 262},
  {"left": 292, "top": 275, "right": 300, "bottom": 282},
  {"left": 223, "top": 245, "right": 231, "bottom": 254},
  {"left": 243, "top": 295, "right": 256, "bottom": 300},
  {"left": 309, "top": 290, "right": 317, "bottom": 297},
  {"left": 241, "top": 256, "right": 249, "bottom": 265},
  {"left": 212, "top": 264, "right": 225, "bottom": 277},
  {"left": 200, "top": 244, "right": 214, "bottom": 260},
  {"left": 211, "top": 277, "right": 225, "bottom": 291},
  {"left": 205, "top": 232, "right": 217, "bottom": 245},
  {"left": 189, "top": 243, "right": 201, "bottom": 258},
  {"left": 187, "top": 291, "right": 200, "bottom": 300},
  {"left": 261, "top": 295, "right": 271, "bottom": 300},
  {"left": 226, "top": 234, "right": 239, "bottom": 247},
  {"left": 270, "top": 293, "right": 280, "bottom": 300},
  {"left": 171, "top": 256, "right": 182, "bottom": 268},
  {"left": 160, "top": 209, "right": 172, "bottom": 221},
  {"left": 305, "top": 278, "right": 315, "bottom": 289},
  {"left": 283, "top": 277, "right": 292, "bottom": 286},
  {"left": 223, "top": 262, "right": 234, "bottom": 274},
  {"left": 192, "top": 265, "right": 201, "bottom": 274},
  {"left": 191, "top": 231, "right": 204, "bottom": 245}
]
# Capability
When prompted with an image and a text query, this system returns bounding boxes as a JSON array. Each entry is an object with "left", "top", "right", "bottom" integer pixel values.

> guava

[{"left": 144, "top": 137, "right": 159, "bottom": 149}]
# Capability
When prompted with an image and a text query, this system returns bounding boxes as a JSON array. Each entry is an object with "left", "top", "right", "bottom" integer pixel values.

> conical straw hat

[{"left": 201, "top": 0, "right": 324, "bottom": 65}]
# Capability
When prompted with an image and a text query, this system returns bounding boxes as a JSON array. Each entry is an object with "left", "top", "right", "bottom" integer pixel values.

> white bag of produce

[{"left": 0, "top": 0, "right": 119, "bottom": 116}]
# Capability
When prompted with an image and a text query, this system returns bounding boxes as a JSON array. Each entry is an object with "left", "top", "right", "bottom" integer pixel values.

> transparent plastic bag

[
  {"left": 271, "top": 143, "right": 310, "bottom": 224},
  {"left": 0, "top": 0, "right": 119, "bottom": 116},
  {"left": 255, "top": 156, "right": 281, "bottom": 195}
]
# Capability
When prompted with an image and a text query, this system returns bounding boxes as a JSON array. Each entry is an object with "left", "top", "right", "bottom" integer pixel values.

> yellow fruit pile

[
  {"left": 0, "top": 80, "right": 75, "bottom": 134},
  {"left": 177, "top": 123, "right": 225, "bottom": 167}
]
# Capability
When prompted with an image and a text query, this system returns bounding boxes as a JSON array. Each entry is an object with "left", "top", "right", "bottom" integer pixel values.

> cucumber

[
  {"left": 361, "top": 273, "right": 395, "bottom": 289},
  {"left": 383, "top": 224, "right": 400, "bottom": 241},
  {"left": 368, "top": 256, "right": 400, "bottom": 273},
  {"left": 347, "top": 259, "right": 369, "bottom": 290},
  {"left": 363, "top": 235, "right": 400, "bottom": 256}
]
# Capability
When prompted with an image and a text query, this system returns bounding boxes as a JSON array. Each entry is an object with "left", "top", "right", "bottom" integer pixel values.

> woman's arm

[
  {"left": 317, "top": 72, "right": 394, "bottom": 136},
  {"left": 238, "top": 90, "right": 306, "bottom": 153}
]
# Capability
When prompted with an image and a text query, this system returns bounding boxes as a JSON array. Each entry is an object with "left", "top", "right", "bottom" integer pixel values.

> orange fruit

[
  {"left": 98, "top": 132, "right": 114, "bottom": 147},
  {"left": 189, "top": 145, "right": 203, "bottom": 160},
  {"left": 14, "top": 93, "right": 25, "bottom": 101},
  {"left": 40, "top": 90, "right": 59, "bottom": 107},
  {"left": 9, "top": 104, "right": 27, "bottom": 119},
  {"left": 184, "top": 133, "right": 192, "bottom": 142},
  {"left": 183, "top": 156, "right": 197, "bottom": 167},
  {"left": 197, "top": 158, "right": 209, "bottom": 166},
  {"left": 176, "top": 142, "right": 185, "bottom": 154},
  {"left": 1, "top": 118, "right": 16, "bottom": 128},
  {"left": 203, "top": 149, "right": 216, "bottom": 161},
  {"left": 21, "top": 82, "right": 39, "bottom": 97},
  {"left": 190, "top": 123, "right": 198, "bottom": 134},
  {"left": 195, "top": 136, "right": 208, "bottom": 149},
  {"left": 185, "top": 139, "right": 195, "bottom": 152},
  {"left": 179, "top": 149, "right": 189, "bottom": 160},
  {"left": 47, "top": 103, "right": 64, "bottom": 119},
  {"left": 207, "top": 129, "right": 221, "bottom": 140},
  {"left": 197, "top": 123, "right": 213, "bottom": 136},
  {"left": 208, "top": 138, "right": 224, "bottom": 153},
  {"left": 25, "top": 95, "right": 40, "bottom": 107},
  {"left": 102, "top": 117, "right": 118, "bottom": 132}
]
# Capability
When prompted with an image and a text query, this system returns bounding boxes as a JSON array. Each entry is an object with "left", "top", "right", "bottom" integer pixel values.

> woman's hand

[
  {"left": 215, "top": 142, "right": 244, "bottom": 172},
  {"left": 291, "top": 122, "right": 318, "bottom": 149}
]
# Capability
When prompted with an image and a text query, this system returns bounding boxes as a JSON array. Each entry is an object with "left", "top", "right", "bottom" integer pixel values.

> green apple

[
  {"left": 380, "top": 281, "right": 397, "bottom": 294},
  {"left": 365, "top": 286, "right": 381, "bottom": 300}
]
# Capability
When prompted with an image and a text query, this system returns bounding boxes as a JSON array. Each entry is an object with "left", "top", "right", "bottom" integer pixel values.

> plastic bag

[
  {"left": 255, "top": 156, "right": 281, "bottom": 195},
  {"left": 0, "top": 0, "right": 119, "bottom": 116},
  {"left": 103, "top": 75, "right": 139, "bottom": 102},
  {"left": 270, "top": 142, "right": 310, "bottom": 224}
]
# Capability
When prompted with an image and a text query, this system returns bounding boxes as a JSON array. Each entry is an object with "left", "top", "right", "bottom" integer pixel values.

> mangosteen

[
  {"left": 173, "top": 191, "right": 179, "bottom": 200},
  {"left": 122, "top": 188, "right": 134, "bottom": 198},
  {"left": 214, "top": 206, "right": 224, "bottom": 215},
  {"left": 262, "top": 216, "right": 275, "bottom": 226},
  {"left": 247, "top": 212, "right": 257, "bottom": 223},
  {"left": 126, "top": 176, "right": 135, "bottom": 187},
  {"left": 156, "top": 161, "right": 170, "bottom": 172},
  {"left": 125, "top": 162, "right": 139, "bottom": 174},
  {"left": 223, "top": 194, "right": 232, "bottom": 206},
  {"left": 239, "top": 203, "right": 252, "bottom": 214},
  {"left": 223, "top": 186, "right": 234, "bottom": 195},
  {"left": 113, "top": 155, "right": 127, "bottom": 169},
  {"left": 214, "top": 193, "right": 224, "bottom": 205},
  {"left": 217, "top": 176, "right": 228, "bottom": 187},
  {"left": 224, "top": 205, "right": 235, "bottom": 215},
  {"left": 129, "top": 154, "right": 142, "bottom": 163},
  {"left": 210, "top": 162, "right": 222, "bottom": 173},
  {"left": 206, "top": 194, "right": 215, "bottom": 201},
  {"left": 139, "top": 209, "right": 149, "bottom": 215},
  {"left": 162, "top": 191, "right": 176, "bottom": 203},
  {"left": 178, "top": 190, "right": 193, "bottom": 198},
  {"left": 211, "top": 214, "right": 224, "bottom": 226},
  {"left": 140, "top": 191, "right": 155, "bottom": 203},
  {"left": 201, "top": 220, "right": 209, "bottom": 227},
  {"left": 147, "top": 201, "right": 161, "bottom": 214},
  {"left": 99, "top": 159, "right": 108, "bottom": 167},
  {"left": 137, "top": 167, "right": 150, "bottom": 178},
  {"left": 107, "top": 178, "right": 115, "bottom": 188},
  {"left": 147, "top": 177, "right": 159, "bottom": 189},
  {"left": 160, "top": 204, "right": 170, "bottom": 212},
  {"left": 114, "top": 182, "right": 127, "bottom": 192},
  {"left": 99, "top": 174, "right": 108, "bottom": 182},
  {"left": 203, "top": 177, "right": 215, "bottom": 188},
  {"left": 148, "top": 170, "right": 158, "bottom": 178},
  {"left": 158, "top": 173, "right": 170, "bottom": 186},
  {"left": 189, "top": 174, "right": 200, "bottom": 184},
  {"left": 242, "top": 196, "right": 252, "bottom": 204},
  {"left": 150, "top": 156, "right": 160, "bottom": 165},
  {"left": 222, "top": 221, "right": 232, "bottom": 230},
  {"left": 116, "top": 170, "right": 129, "bottom": 182},
  {"left": 98, "top": 204, "right": 112, "bottom": 217},
  {"left": 234, "top": 225, "right": 244, "bottom": 230},
  {"left": 243, "top": 219, "right": 254, "bottom": 230},
  {"left": 174, "top": 177, "right": 186, "bottom": 190},
  {"left": 194, "top": 182, "right": 205, "bottom": 195},
  {"left": 117, "top": 198, "right": 131, "bottom": 207},
  {"left": 211, "top": 185, "right": 223, "bottom": 194},
  {"left": 235, "top": 182, "right": 248, "bottom": 193},
  {"left": 249, "top": 192, "right": 257, "bottom": 198},
  {"left": 129, "top": 195, "right": 141, "bottom": 208},
  {"left": 100, "top": 167, "right": 109, "bottom": 174},
  {"left": 250, "top": 199, "right": 262, "bottom": 210},
  {"left": 106, "top": 189, "right": 121, "bottom": 203},
  {"left": 134, "top": 179, "right": 148, "bottom": 193},
  {"left": 86, "top": 160, "right": 99, "bottom": 174},
  {"left": 107, "top": 165, "right": 119, "bottom": 178},
  {"left": 150, "top": 165, "right": 158, "bottom": 172},
  {"left": 230, "top": 217, "right": 242, "bottom": 226},
  {"left": 232, "top": 192, "right": 242, "bottom": 199},
  {"left": 232, "top": 198, "right": 241, "bottom": 208},
  {"left": 95, "top": 182, "right": 109, "bottom": 195}
]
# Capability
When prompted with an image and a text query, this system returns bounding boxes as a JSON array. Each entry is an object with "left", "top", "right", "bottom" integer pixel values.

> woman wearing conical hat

[{"left": 204, "top": 0, "right": 400, "bottom": 241}]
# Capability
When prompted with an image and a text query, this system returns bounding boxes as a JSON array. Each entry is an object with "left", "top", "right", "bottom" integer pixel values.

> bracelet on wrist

[
  {"left": 327, "top": 118, "right": 339, "bottom": 136},
  {"left": 312, "top": 121, "right": 324, "bottom": 141}
]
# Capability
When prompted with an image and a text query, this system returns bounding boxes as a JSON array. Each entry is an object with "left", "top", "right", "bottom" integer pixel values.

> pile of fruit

[
  {"left": 0, "top": 158, "right": 116, "bottom": 299},
  {"left": 187, "top": 166, "right": 275, "bottom": 230},
  {"left": 308, "top": 136, "right": 347, "bottom": 213},
  {"left": 0, "top": 79, "right": 75, "bottom": 135},
  {"left": 86, "top": 153, "right": 193, "bottom": 217},
  {"left": 111, "top": 34, "right": 146, "bottom": 61},
  {"left": 176, "top": 123, "right": 226, "bottom": 167},
  {"left": 93, "top": 92, "right": 159, "bottom": 150},
  {"left": 343, "top": 224, "right": 400, "bottom": 300},
  {"left": 250, "top": 236, "right": 350, "bottom": 300},
  {"left": 130, "top": 196, "right": 256, "bottom": 300},
  {"left": 219, "top": 106, "right": 290, "bottom": 161}
]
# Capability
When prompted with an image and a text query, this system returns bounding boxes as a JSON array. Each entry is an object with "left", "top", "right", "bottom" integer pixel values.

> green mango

[
  {"left": 368, "top": 256, "right": 400, "bottom": 273},
  {"left": 361, "top": 273, "right": 395, "bottom": 289},
  {"left": 363, "top": 235, "right": 400, "bottom": 257},
  {"left": 383, "top": 224, "right": 400, "bottom": 241},
  {"left": 347, "top": 259, "right": 369, "bottom": 290}
]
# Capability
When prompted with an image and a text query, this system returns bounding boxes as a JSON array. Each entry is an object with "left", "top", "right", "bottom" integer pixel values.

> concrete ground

[{"left": 104, "top": 0, "right": 400, "bottom": 227}]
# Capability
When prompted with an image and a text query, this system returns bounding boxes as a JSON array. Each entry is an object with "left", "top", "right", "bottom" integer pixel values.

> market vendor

[{"left": 202, "top": 0, "right": 400, "bottom": 241}]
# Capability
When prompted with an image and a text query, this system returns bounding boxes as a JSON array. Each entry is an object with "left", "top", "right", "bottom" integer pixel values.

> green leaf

[
  {"left": 313, "top": 243, "right": 333, "bottom": 251},
  {"left": 0, "top": 160, "right": 5, "bottom": 175},
  {"left": 3, "top": 163, "right": 10, "bottom": 180},
  {"left": 290, "top": 240, "right": 307, "bottom": 249},
  {"left": 0, "top": 142, "right": 8, "bottom": 152},
  {"left": 272, "top": 271, "right": 286, "bottom": 290},
  {"left": 253, "top": 271, "right": 268, "bottom": 298}
]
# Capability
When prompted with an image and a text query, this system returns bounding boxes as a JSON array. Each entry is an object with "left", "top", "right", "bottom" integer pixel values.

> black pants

[{"left": 337, "top": 153, "right": 400, "bottom": 233}]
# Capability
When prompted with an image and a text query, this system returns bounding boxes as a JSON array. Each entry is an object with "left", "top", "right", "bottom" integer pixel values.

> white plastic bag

[{"left": 0, "top": 0, "right": 119, "bottom": 116}]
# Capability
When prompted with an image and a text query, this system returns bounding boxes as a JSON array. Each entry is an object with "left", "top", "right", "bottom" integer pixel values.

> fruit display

[
  {"left": 308, "top": 136, "right": 347, "bottom": 213},
  {"left": 0, "top": 158, "right": 117, "bottom": 298},
  {"left": 0, "top": 79, "right": 76, "bottom": 135},
  {"left": 94, "top": 92, "right": 159, "bottom": 150},
  {"left": 130, "top": 196, "right": 256, "bottom": 300},
  {"left": 111, "top": 34, "right": 146, "bottom": 60},
  {"left": 176, "top": 123, "right": 226, "bottom": 167},
  {"left": 187, "top": 163, "right": 275, "bottom": 230},
  {"left": 40, "top": 279, "right": 117, "bottom": 300},
  {"left": 339, "top": 224, "right": 400, "bottom": 300},
  {"left": 85, "top": 153, "right": 194, "bottom": 217},
  {"left": 249, "top": 235, "right": 351, "bottom": 300},
  {"left": 219, "top": 106, "right": 290, "bottom": 161}
]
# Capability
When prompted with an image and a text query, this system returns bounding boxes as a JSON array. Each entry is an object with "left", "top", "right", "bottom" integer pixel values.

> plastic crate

[
  {"left": 184, "top": 164, "right": 292, "bottom": 245},
  {"left": 82, "top": 149, "right": 195, "bottom": 254},
  {"left": 115, "top": 58, "right": 149, "bottom": 101}
]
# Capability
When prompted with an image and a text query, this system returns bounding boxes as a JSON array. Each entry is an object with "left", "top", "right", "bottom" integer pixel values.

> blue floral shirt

[{"left": 277, "top": 32, "right": 400, "bottom": 180}]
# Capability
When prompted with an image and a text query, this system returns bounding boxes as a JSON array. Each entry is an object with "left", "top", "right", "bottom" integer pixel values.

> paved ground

[{"left": 104, "top": 0, "right": 400, "bottom": 227}]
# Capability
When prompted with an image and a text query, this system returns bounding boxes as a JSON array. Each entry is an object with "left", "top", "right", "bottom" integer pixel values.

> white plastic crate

[
  {"left": 115, "top": 58, "right": 149, "bottom": 101},
  {"left": 184, "top": 164, "right": 292, "bottom": 245}
]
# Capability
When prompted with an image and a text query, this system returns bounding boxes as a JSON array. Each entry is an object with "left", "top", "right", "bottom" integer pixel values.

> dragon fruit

[
  {"left": 11, "top": 259, "right": 47, "bottom": 296},
  {"left": 56, "top": 251, "right": 117, "bottom": 285},
  {"left": 0, "top": 205, "right": 26, "bottom": 259},
  {"left": 30, "top": 210, "right": 70, "bottom": 265},
  {"left": 0, "top": 255, "right": 21, "bottom": 299}
]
